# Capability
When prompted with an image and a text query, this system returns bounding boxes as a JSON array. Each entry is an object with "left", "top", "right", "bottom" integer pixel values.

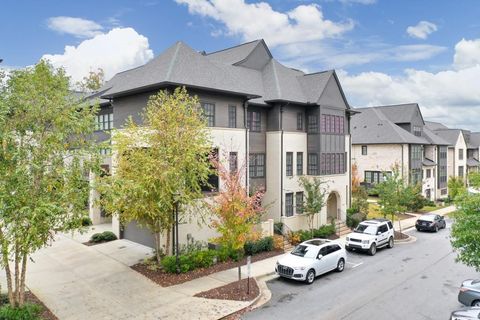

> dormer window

[{"left": 413, "top": 126, "right": 422, "bottom": 137}]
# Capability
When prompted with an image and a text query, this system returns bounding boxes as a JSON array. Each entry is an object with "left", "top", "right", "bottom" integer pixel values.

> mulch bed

[
  {"left": 132, "top": 249, "right": 284, "bottom": 287},
  {"left": 394, "top": 231, "right": 409, "bottom": 240},
  {"left": 82, "top": 240, "right": 111, "bottom": 246},
  {"left": 194, "top": 278, "right": 259, "bottom": 302},
  {"left": 25, "top": 291, "right": 58, "bottom": 320}
]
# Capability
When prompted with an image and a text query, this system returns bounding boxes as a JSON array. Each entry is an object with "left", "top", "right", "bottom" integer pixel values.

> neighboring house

[
  {"left": 425, "top": 122, "right": 479, "bottom": 182},
  {"left": 88, "top": 39, "right": 354, "bottom": 247},
  {"left": 351, "top": 104, "right": 450, "bottom": 201}
]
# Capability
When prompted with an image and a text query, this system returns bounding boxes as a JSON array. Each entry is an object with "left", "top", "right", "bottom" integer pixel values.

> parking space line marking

[{"left": 346, "top": 261, "right": 363, "bottom": 268}]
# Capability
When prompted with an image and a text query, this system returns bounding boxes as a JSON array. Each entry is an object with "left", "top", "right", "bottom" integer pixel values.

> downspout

[
  {"left": 243, "top": 99, "right": 249, "bottom": 192},
  {"left": 401, "top": 144, "right": 405, "bottom": 182},
  {"left": 348, "top": 114, "right": 352, "bottom": 208},
  {"left": 280, "top": 104, "right": 284, "bottom": 217}
]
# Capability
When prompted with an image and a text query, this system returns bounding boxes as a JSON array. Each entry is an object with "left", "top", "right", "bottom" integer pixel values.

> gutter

[
  {"left": 243, "top": 99, "right": 249, "bottom": 192},
  {"left": 280, "top": 104, "right": 285, "bottom": 217}
]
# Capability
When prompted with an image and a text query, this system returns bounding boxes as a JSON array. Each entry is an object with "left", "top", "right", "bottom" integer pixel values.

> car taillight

[{"left": 459, "top": 287, "right": 469, "bottom": 292}]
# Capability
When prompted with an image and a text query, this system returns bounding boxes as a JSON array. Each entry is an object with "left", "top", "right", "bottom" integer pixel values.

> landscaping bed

[
  {"left": 132, "top": 249, "right": 283, "bottom": 287},
  {"left": 194, "top": 278, "right": 259, "bottom": 302},
  {"left": 82, "top": 231, "right": 117, "bottom": 246},
  {"left": 394, "top": 231, "right": 409, "bottom": 240},
  {"left": 0, "top": 291, "right": 58, "bottom": 320}
]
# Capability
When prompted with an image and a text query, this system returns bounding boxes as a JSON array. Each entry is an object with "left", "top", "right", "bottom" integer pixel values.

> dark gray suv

[{"left": 459, "top": 279, "right": 480, "bottom": 307}]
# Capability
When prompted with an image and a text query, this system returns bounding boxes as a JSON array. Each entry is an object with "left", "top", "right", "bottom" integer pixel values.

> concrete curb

[{"left": 218, "top": 277, "right": 266, "bottom": 320}]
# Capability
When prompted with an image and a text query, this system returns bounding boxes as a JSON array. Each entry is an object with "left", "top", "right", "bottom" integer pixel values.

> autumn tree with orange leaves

[{"left": 209, "top": 156, "right": 266, "bottom": 255}]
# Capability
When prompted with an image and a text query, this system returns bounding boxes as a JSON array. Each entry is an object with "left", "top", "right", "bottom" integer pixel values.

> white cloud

[
  {"left": 453, "top": 38, "right": 480, "bottom": 70},
  {"left": 339, "top": 0, "right": 376, "bottom": 4},
  {"left": 278, "top": 42, "right": 446, "bottom": 70},
  {"left": 42, "top": 28, "right": 154, "bottom": 84},
  {"left": 337, "top": 38, "right": 480, "bottom": 130},
  {"left": 406, "top": 21, "right": 438, "bottom": 40},
  {"left": 47, "top": 16, "right": 104, "bottom": 38},
  {"left": 175, "top": 0, "right": 354, "bottom": 47}
]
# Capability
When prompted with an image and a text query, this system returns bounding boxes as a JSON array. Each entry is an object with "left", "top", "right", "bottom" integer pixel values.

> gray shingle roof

[
  {"left": 372, "top": 103, "right": 424, "bottom": 124},
  {"left": 432, "top": 129, "right": 462, "bottom": 146},
  {"left": 352, "top": 107, "right": 427, "bottom": 144},
  {"left": 467, "top": 158, "right": 480, "bottom": 166},
  {"left": 470, "top": 132, "right": 480, "bottom": 148},
  {"left": 95, "top": 40, "right": 348, "bottom": 107},
  {"left": 423, "top": 158, "right": 437, "bottom": 166},
  {"left": 425, "top": 121, "right": 449, "bottom": 131},
  {"left": 423, "top": 127, "right": 450, "bottom": 145}
]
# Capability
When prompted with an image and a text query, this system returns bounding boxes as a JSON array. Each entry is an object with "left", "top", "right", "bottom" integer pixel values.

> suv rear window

[
  {"left": 388, "top": 221, "right": 393, "bottom": 229},
  {"left": 378, "top": 224, "right": 388, "bottom": 233}
]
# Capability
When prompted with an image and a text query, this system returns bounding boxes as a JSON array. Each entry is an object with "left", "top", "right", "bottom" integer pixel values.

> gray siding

[
  {"left": 282, "top": 104, "right": 305, "bottom": 132},
  {"left": 317, "top": 76, "right": 348, "bottom": 109},
  {"left": 112, "top": 88, "right": 245, "bottom": 129},
  {"left": 249, "top": 105, "right": 267, "bottom": 191}
]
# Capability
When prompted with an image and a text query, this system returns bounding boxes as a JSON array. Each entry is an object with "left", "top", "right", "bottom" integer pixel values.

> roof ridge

[
  {"left": 270, "top": 60, "right": 282, "bottom": 98},
  {"left": 206, "top": 39, "right": 261, "bottom": 56},
  {"left": 165, "top": 42, "right": 182, "bottom": 81}
]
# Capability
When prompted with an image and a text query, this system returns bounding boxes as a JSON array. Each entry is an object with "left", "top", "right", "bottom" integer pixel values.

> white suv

[
  {"left": 345, "top": 219, "right": 394, "bottom": 256},
  {"left": 276, "top": 239, "right": 347, "bottom": 284}
]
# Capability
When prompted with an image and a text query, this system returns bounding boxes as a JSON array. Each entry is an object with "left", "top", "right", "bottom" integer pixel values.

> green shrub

[
  {"left": 347, "top": 211, "right": 366, "bottom": 228},
  {"left": 346, "top": 207, "right": 358, "bottom": 215},
  {"left": 423, "top": 199, "right": 435, "bottom": 207},
  {"left": 244, "top": 237, "right": 274, "bottom": 255},
  {"left": 0, "top": 304, "right": 42, "bottom": 320},
  {"left": 215, "top": 247, "right": 230, "bottom": 262},
  {"left": 90, "top": 233, "right": 104, "bottom": 243},
  {"left": 313, "top": 225, "right": 336, "bottom": 238},
  {"left": 81, "top": 217, "right": 93, "bottom": 226},
  {"left": 101, "top": 231, "right": 117, "bottom": 241},
  {"left": 0, "top": 294, "right": 8, "bottom": 306}
]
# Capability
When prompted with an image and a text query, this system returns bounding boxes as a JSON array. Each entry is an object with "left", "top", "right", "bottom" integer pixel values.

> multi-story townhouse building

[
  {"left": 425, "top": 122, "right": 480, "bottom": 179},
  {"left": 352, "top": 104, "right": 450, "bottom": 201},
  {"left": 88, "top": 40, "right": 353, "bottom": 247}
]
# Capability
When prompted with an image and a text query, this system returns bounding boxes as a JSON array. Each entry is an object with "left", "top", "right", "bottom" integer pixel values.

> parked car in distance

[
  {"left": 345, "top": 218, "right": 394, "bottom": 256},
  {"left": 275, "top": 239, "right": 347, "bottom": 284},
  {"left": 415, "top": 214, "right": 446, "bottom": 232},
  {"left": 459, "top": 279, "right": 480, "bottom": 307},
  {"left": 450, "top": 307, "right": 480, "bottom": 320}
]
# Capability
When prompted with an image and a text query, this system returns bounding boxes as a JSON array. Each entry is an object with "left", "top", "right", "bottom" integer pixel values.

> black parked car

[{"left": 415, "top": 214, "right": 446, "bottom": 232}]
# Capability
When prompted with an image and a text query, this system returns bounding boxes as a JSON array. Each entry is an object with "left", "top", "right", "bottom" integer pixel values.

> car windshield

[
  {"left": 354, "top": 224, "right": 377, "bottom": 235},
  {"left": 291, "top": 245, "right": 317, "bottom": 259}
]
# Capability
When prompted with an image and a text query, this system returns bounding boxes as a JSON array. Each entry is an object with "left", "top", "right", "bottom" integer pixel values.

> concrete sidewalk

[{"left": 5, "top": 234, "right": 250, "bottom": 320}]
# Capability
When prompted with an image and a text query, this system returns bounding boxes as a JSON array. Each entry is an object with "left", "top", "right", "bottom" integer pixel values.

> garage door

[{"left": 122, "top": 221, "right": 155, "bottom": 248}]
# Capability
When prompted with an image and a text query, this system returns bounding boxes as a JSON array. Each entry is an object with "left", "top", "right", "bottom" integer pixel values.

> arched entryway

[{"left": 327, "top": 192, "right": 340, "bottom": 222}]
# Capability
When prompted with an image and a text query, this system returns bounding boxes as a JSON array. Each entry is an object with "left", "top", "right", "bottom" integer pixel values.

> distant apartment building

[
  {"left": 88, "top": 39, "right": 354, "bottom": 247},
  {"left": 425, "top": 122, "right": 480, "bottom": 181},
  {"left": 351, "top": 104, "right": 450, "bottom": 200}
]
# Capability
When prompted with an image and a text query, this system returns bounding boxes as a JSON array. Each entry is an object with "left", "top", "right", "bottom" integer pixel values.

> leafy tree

[
  {"left": 77, "top": 68, "right": 105, "bottom": 92},
  {"left": 376, "top": 166, "right": 417, "bottom": 233},
  {"left": 468, "top": 172, "right": 480, "bottom": 189},
  {"left": 208, "top": 157, "right": 265, "bottom": 256},
  {"left": 0, "top": 61, "right": 99, "bottom": 307},
  {"left": 298, "top": 176, "right": 328, "bottom": 236},
  {"left": 448, "top": 176, "right": 467, "bottom": 200},
  {"left": 352, "top": 163, "right": 361, "bottom": 194},
  {"left": 451, "top": 193, "right": 480, "bottom": 271},
  {"left": 352, "top": 186, "right": 369, "bottom": 215},
  {"left": 97, "top": 87, "right": 212, "bottom": 263}
]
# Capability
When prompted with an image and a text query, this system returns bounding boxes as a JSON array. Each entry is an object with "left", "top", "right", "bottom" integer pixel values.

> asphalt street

[{"left": 243, "top": 219, "right": 479, "bottom": 320}]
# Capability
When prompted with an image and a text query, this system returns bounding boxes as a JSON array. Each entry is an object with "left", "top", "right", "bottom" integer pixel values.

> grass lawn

[
  {"left": 367, "top": 203, "right": 412, "bottom": 220},
  {"left": 418, "top": 205, "right": 447, "bottom": 213}
]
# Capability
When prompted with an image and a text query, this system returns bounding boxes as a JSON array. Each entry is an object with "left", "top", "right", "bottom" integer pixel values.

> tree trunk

[
  {"left": 19, "top": 252, "right": 28, "bottom": 306},
  {"left": 0, "top": 229, "right": 15, "bottom": 307},
  {"left": 154, "top": 232, "right": 162, "bottom": 263},
  {"left": 14, "top": 243, "right": 20, "bottom": 306}
]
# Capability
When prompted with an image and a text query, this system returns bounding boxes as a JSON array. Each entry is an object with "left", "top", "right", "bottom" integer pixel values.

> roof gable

[{"left": 317, "top": 72, "right": 348, "bottom": 109}]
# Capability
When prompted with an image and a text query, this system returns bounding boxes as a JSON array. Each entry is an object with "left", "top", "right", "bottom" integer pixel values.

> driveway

[{"left": 19, "top": 233, "right": 248, "bottom": 320}]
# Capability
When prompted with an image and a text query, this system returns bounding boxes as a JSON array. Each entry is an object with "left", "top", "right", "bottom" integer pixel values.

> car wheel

[
  {"left": 368, "top": 243, "right": 377, "bottom": 256},
  {"left": 336, "top": 258, "right": 345, "bottom": 272},
  {"left": 387, "top": 237, "right": 394, "bottom": 249},
  {"left": 305, "top": 269, "right": 315, "bottom": 284},
  {"left": 435, "top": 225, "right": 439, "bottom": 232},
  {"left": 416, "top": 227, "right": 421, "bottom": 232},
  {"left": 472, "top": 300, "right": 480, "bottom": 307}
]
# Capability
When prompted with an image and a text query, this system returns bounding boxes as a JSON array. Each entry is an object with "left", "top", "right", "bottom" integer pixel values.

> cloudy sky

[{"left": 1, "top": 0, "right": 480, "bottom": 130}]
